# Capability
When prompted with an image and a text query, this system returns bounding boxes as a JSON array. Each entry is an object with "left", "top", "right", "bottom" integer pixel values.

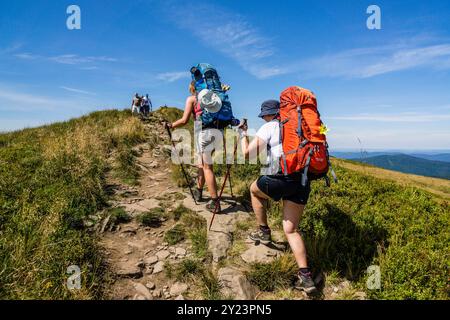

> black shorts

[{"left": 256, "top": 173, "right": 311, "bottom": 205}]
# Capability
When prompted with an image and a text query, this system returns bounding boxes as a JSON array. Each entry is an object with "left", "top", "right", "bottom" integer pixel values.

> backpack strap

[
  {"left": 301, "top": 148, "right": 314, "bottom": 186},
  {"left": 278, "top": 118, "right": 289, "bottom": 176},
  {"left": 296, "top": 105, "right": 302, "bottom": 138}
]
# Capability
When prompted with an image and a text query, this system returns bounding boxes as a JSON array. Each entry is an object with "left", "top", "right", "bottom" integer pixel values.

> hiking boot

[
  {"left": 206, "top": 199, "right": 221, "bottom": 213},
  {"left": 249, "top": 229, "right": 272, "bottom": 245},
  {"left": 193, "top": 188, "right": 203, "bottom": 202},
  {"left": 294, "top": 271, "right": 318, "bottom": 294}
]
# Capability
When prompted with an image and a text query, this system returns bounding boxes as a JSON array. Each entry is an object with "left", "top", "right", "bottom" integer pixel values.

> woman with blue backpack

[
  {"left": 168, "top": 64, "right": 238, "bottom": 213},
  {"left": 167, "top": 80, "right": 222, "bottom": 212}
]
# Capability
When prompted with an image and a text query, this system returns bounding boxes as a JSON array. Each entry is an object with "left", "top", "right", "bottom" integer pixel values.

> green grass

[
  {"left": 137, "top": 208, "right": 165, "bottom": 227},
  {"left": 247, "top": 255, "right": 298, "bottom": 292},
  {"left": 164, "top": 224, "right": 186, "bottom": 245},
  {"left": 229, "top": 160, "right": 449, "bottom": 299},
  {"left": 172, "top": 204, "right": 194, "bottom": 221},
  {"left": 0, "top": 109, "right": 146, "bottom": 299},
  {"left": 107, "top": 207, "right": 131, "bottom": 227}
]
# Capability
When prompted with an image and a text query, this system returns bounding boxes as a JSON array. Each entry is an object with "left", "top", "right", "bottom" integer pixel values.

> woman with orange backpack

[{"left": 238, "top": 88, "right": 335, "bottom": 295}]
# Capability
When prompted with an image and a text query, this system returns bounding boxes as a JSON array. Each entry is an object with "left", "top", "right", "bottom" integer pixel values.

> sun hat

[
  {"left": 258, "top": 100, "right": 280, "bottom": 118},
  {"left": 198, "top": 89, "right": 222, "bottom": 113}
]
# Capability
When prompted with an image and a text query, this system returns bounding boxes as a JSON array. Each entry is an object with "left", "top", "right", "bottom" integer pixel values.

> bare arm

[
  {"left": 241, "top": 135, "right": 265, "bottom": 158},
  {"left": 171, "top": 96, "right": 195, "bottom": 128}
]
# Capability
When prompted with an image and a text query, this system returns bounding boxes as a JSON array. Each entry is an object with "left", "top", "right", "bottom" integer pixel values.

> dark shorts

[{"left": 256, "top": 173, "right": 311, "bottom": 205}]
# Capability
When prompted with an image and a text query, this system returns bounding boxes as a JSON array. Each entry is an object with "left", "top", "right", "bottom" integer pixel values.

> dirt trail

[{"left": 97, "top": 116, "right": 365, "bottom": 300}]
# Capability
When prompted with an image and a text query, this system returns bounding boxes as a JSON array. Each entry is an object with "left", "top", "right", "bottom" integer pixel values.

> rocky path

[{"left": 97, "top": 116, "right": 366, "bottom": 300}]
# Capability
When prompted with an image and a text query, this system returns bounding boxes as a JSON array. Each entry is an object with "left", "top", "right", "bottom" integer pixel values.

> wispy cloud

[
  {"left": 0, "top": 85, "right": 93, "bottom": 112},
  {"left": 14, "top": 52, "right": 117, "bottom": 67},
  {"left": 299, "top": 43, "right": 450, "bottom": 79},
  {"left": 14, "top": 52, "right": 38, "bottom": 60},
  {"left": 60, "top": 86, "right": 96, "bottom": 95},
  {"left": 163, "top": 2, "right": 284, "bottom": 79},
  {"left": 328, "top": 112, "right": 450, "bottom": 122},
  {"left": 49, "top": 54, "right": 117, "bottom": 65},
  {"left": 156, "top": 71, "right": 190, "bottom": 83}
]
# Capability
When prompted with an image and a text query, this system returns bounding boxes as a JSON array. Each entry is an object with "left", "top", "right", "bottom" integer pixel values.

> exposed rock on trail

[{"left": 96, "top": 113, "right": 361, "bottom": 300}]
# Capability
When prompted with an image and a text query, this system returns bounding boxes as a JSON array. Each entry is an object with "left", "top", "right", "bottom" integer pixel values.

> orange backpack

[{"left": 279, "top": 86, "right": 337, "bottom": 186}]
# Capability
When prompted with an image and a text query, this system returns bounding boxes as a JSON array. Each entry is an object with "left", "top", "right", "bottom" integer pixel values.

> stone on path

[
  {"left": 116, "top": 262, "right": 143, "bottom": 278},
  {"left": 145, "top": 281, "right": 156, "bottom": 290},
  {"left": 133, "top": 282, "right": 153, "bottom": 300},
  {"left": 170, "top": 282, "right": 189, "bottom": 296},
  {"left": 153, "top": 261, "right": 164, "bottom": 274},
  {"left": 144, "top": 255, "right": 158, "bottom": 266},
  {"left": 241, "top": 244, "right": 282, "bottom": 264},
  {"left": 156, "top": 250, "right": 170, "bottom": 260},
  {"left": 218, "top": 267, "right": 256, "bottom": 300}
]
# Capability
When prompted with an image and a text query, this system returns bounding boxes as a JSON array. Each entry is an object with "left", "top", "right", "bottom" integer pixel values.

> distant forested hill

[{"left": 352, "top": 154, "right": 450, "bottom": 180}]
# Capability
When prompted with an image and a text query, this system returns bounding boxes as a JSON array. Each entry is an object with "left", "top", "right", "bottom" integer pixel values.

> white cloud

[
  {"left": 15, "top": 53, "right": 117, "bottom": 66},
  {"left": 49, "top": 54, "right": 117, "bottom": 65},
  {"left": 299, "top": 43, "right": 450, "bottom": 79},
  {"left": 0, "top": 85, "right": 93, "bottom": 112},
  {"left": 60, "top": 86, "right": 96, "bottom": 95},
  {"left": 156, "top": 71, "right": 190, "bottom": 83},
  {"left": 164, "top": 2, "right": 284, "bottom": 79}
]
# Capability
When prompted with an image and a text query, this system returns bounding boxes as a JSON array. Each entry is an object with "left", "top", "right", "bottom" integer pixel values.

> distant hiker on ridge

[
  {"left": 131, "top": 93, "right": 142, "bottom": 115},
  {"left": 142, "top": 94, "right": 152, "bottom": 116}
]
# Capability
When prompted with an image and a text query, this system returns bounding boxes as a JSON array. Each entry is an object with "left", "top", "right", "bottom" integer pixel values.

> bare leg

[
  {"left": 197, "top": 167, "right": 205, "bottom": 189},
  {"left": 282, "top": 200, "right": 308, "bottom": 268},
  {"left": 196, "top": 155, "right": 205, "bottom": 189},
  {"left": 250, "top": 180, "right": 270, "bottom": 226},
  {"left": 202, "top": 153, "right": 218, "bottom": 199}
]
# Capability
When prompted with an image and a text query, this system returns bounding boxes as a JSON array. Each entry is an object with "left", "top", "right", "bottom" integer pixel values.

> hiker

[
  {"left": 131, "top": 93, "right": 142, "bottom": 115},
  {"left": 166, "top": 80, "right": 221, "bottom": 212},
  {"left": 238, "top": 99, "right": 318, "bottom": 294},
  {"left": 142, "top": 94, "right": 152, "bottom": 116}
]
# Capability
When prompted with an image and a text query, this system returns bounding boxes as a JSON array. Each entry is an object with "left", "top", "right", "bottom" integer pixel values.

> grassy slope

[
  {"left": 0, "top": 110, "right": 145, "bottom": 299},
  {"left": 163, "top": 106, "right": 448, "bottom": 299},
  {"left": 1, "top": 107, "right": 448, "bottom": 300},
  {"left": 334, "top": 158, "right": 450, "bottom": 201}
]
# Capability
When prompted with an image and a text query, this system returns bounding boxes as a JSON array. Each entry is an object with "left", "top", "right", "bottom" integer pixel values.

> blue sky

[{"left": 1, "top": 0, "right": 450, "bottom": 150}]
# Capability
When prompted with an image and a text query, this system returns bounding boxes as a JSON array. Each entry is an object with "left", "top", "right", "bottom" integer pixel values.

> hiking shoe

[
  {"left": 294, "top": 272, "right": 318, "bottom": 294},
  {"left": 193, "top": 188, "right": 203, "bottom": 202},
  {"left": 206, "top": 199, "right": 221, "bottom": 213},
  {"left": 249, "top": 229, "right": 272, "bottom": 245}
]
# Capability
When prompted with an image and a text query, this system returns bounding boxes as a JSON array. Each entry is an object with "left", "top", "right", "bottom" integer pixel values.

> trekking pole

[
  {"left": 164, "top": 123, "right": 198, "bottom": 205},
  {"left": 209, "top": 120, "right": 245, "bottom": 231}
]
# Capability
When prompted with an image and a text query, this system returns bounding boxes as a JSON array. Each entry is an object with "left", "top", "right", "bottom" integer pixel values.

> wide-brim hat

[
  {"left": 198, "top": 89, "right": 222, "bottom": 113},
  {"left": 258, "top": 100, "right": 280, "bottom": 118}
]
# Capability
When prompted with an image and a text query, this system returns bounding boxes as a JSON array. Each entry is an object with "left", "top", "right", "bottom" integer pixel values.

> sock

[
  {"left": 299, "top": 268, "right": 311, "bottom": 276},
  {"left": 259, "top": 225, "right": 271, "bottom": 234}
]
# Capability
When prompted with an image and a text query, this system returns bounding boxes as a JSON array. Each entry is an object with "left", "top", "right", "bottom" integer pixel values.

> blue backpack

[{"left": 190, "top": 63, "right": 235, "bottom": 129}]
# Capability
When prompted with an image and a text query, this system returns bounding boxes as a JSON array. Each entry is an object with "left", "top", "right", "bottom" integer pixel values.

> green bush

[
  {"left": 137, "top": 208, "right": 164, "bottom": 227},
  {"left": 164, "top": 224, "right": 186, "bottom": 245},
  {"left": 247, "top": 255, "right": 298, "bottom": 291},
  {"left": 108, "top": 207, "right": 131, "bottom": 226}
]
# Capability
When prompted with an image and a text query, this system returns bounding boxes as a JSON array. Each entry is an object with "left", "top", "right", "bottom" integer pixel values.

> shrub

[
  {"left": 108, "top": 207, "right": 131, "bottom": 226},
  {"left": 247, "top": 255, "right": 298, "bottom": 292},
  {"left": 164, "top": 224, "right": 186, "bottom": 245},
  {"left": 137, "top": 208, "right": 164, "bottom": 227}
]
